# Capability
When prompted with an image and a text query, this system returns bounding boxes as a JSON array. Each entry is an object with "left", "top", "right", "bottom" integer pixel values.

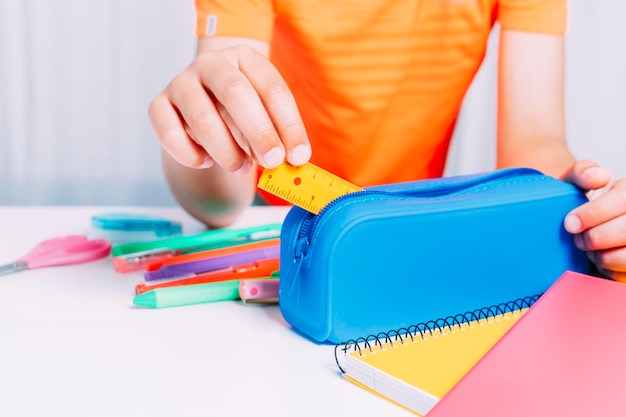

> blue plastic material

[
  {"left": 278, "top": 168, "right": 589, "bottom": 344},
  {"left": 91, "top": 212, "right": 182, "bottom": 243}
]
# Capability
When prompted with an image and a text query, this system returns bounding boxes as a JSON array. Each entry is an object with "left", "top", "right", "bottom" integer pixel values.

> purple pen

[{"left": 144, "top": 245, "right": 280, "bottom": 281}]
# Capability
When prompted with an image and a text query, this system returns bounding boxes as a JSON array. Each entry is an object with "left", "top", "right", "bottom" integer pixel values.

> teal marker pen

[
  {"left": 133, "top": 281, "right": 240, "bottom": 308},
  {"left": 112, "top": 223, "right": 282, "bottom": 257}
]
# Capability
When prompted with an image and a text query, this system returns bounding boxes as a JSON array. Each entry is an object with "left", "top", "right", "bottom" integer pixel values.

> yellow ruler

[{"left": 257, "top": 162, "right": 363, "bottom": 214}]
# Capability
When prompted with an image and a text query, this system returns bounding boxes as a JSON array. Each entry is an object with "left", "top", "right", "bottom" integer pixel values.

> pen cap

[{"left": 239, "top": 278, "right": 279, "bottom": 301}]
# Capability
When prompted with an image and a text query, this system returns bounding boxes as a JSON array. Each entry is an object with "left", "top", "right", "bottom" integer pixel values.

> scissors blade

[{"left": 0, "top": 261, "right": 28, "bottom": 276}]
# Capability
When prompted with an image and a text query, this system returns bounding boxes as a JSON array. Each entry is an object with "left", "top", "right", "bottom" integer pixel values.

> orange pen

[
  {"left": 135, "top": 257, "right": 280, "bottom": 295},
  {"left": 144, "top": 238, "right": 280, "bottom": 272}
]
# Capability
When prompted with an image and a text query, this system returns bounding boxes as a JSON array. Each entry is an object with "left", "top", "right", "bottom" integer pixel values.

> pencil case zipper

[{"left": 291, "top": 168, "right": 544, "bottom": 271}]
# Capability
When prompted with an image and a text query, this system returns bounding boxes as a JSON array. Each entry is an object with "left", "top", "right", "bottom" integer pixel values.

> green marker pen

[
  {"left": 133, "top": 280, "right": 240, "bottom": 309},
  {"left": 112, "top": 223, "right": 282, "bottom": 257},
  {"left": 111, "top": 223, "right": 282, "bottom": 272}
]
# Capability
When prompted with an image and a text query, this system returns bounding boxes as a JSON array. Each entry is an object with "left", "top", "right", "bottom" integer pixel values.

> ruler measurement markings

[{"left": 257, "top": 162, "right": 363, "bottom": 214}]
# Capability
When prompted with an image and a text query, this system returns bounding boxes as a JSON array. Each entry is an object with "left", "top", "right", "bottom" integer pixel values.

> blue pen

[
  {"left": 91, "top": 212, "right": 182, "bottom": 243},
  {"left": 144, "top": 245, "right": 281, "bottom": 281}
]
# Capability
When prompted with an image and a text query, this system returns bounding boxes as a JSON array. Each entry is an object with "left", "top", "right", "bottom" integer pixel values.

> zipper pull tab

[
  {"left": 295, "top": 236, "right": 310, "bottom": 259},
  {"left": 282, "top": 237, "right": 310, "bottom": 299}
]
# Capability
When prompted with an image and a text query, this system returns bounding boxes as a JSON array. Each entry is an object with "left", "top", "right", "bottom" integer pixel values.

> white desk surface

[{"left": 0, "top": 206, "right": 411, "bottom": 417}]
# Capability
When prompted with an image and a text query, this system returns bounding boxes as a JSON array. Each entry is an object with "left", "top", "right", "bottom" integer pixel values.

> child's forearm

[
  {"left": 496, "top": 137, "right": 576, "bottom": 179},
  {"left": 162, "top": 151, "right": 257, "bottom": 228}
]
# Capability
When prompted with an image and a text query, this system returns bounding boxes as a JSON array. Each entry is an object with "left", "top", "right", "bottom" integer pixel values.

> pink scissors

[{"left": 0, "top": 235, "right": 112, "bottom": 276}]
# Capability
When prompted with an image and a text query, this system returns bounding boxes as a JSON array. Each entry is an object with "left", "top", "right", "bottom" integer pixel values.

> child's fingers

[
  {"left": 195, "top": 50, "right": 285, "bottom": 169},
  {"left": 564, "top": 178, "right": 626, "bottom": 235},
  {"left": 237, "top": 48, "right": 311, "bottom": 166},
  {"left": 560, "top": 160, "right": 611, "bottom": 192},
  {"left": 196, "top": 46, "right": 310, "bottom": 168},
  {"left": 148, "top": 94, "right": 212, "bottom": 168},
  {"left": 168, "top": 72, "right": 251, "bottom": 174}
]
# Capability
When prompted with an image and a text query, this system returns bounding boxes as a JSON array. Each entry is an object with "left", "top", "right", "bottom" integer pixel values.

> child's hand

[
  {"left": 561, "top": 160, "right": 626, "bottom": 281},
  {"left": 148, "top": 44, "right": 311, "bottom": 176}
]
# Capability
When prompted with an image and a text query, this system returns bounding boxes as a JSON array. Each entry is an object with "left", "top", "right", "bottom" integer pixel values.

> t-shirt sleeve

[
  {"left": 497, "top": 0, "right": 569, "bottom": 35},
  {"left": 195, "top": 0, "right": 275, "bottom": 41}
]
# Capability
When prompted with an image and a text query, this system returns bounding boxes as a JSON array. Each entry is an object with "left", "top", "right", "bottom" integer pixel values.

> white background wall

[
  {"left": 0, "top": 1, "right": 624, "bottom": 206},
  {"left": 0, "top": 0, "right": 196, "bottom": 205},
  {"left": 448, "top": 1, "right": 626, "bottom": 178}
]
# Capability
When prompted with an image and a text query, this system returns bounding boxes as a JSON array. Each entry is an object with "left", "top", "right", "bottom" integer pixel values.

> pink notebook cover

[{"left": 426, "top": 270, "right": 626, "bottom": 417}]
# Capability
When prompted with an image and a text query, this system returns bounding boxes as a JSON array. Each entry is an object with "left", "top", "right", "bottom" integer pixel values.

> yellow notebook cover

[{"left": 334, "top": 295, "right": 539, "bottom": 416}]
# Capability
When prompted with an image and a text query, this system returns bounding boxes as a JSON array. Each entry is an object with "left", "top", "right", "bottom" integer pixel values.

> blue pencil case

[{"left": 278, "top": 168, "right": 589, "bottom": 344}]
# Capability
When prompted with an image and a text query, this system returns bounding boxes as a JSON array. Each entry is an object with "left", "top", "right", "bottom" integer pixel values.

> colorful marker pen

[
  {"left": 112, "top": 223, "right": 282, "bottom": 257},
  {"left": 112, "top": 223, "right": 281, "bottom": 273},
  {"left": 112, "top": 248, "right": 177, "bottom": 273},
  {"left": 145, "top": 238, "right": 279, "bottom": 271},
  {"left": 133, "top": 281, "right": 240, "bottom": 309},
  {"left": 144, "top": 245, "right": 280, "bottom": 281},
  {"left": 135, "top": 257, "right": 280, "bottom": 295}
]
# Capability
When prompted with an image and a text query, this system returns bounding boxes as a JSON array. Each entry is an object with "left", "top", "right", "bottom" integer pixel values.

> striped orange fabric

[{"left": 196, "top": 0, "right": 568, "bottom": 190}]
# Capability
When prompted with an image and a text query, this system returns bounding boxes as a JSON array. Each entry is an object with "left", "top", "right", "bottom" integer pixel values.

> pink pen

[{"left": 238, "top": 278, "right": 279, "bottom": 304}]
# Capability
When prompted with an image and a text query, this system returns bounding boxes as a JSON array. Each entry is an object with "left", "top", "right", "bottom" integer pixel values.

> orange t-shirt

[{"left": 195, "top": 0, "right": 567, "bottom": 189}]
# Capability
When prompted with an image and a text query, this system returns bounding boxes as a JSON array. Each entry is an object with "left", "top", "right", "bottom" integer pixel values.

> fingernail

[
  {"left": 289, "top": 145, "right": 311, "bottom": 166},
  {"left": 564, "top": 214, "right": 581, "bottom": 233},
  {"left": 573, "top": 234, "right": 585, "bottom": 250},
  {"left": 583, "top": 167, "right": 604, "bottom": 179},
  {"left": 262, "top": 147, "right": 285, "bottom": 167},
  {"left": 234, "top": 160, "right": 252, "bottom": 176},
  {"left": 199, "top": 156, "right": 214, "bottom": 169}
]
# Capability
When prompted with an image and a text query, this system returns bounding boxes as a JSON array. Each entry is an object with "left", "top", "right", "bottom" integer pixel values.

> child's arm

[
  {"left": 496, "top": 28, "right": 626, "bottom": 280},
  {"left": 149, "top": 37, "right": 311, "bottom": 228},
  {"left": 496, "top": 29, "right": 573, "bottom": 176}
]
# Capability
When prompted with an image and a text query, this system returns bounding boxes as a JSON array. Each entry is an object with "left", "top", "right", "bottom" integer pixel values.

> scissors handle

[
  {"left": 0, "top": 235, "right": 112, "bottom": 275},
  {"left": 0, "top": 261, "right": 28, "bottom": 277},
  {"left": 20, "top": 236, "right": 112, "bottom": 269}
]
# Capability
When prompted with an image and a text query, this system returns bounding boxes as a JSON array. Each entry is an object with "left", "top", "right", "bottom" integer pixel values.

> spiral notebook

[
  {"left": 426, "top": 270, "right": 626, "bottom": 417},
  {"left": 334, "top": 294, "right": 540, "bottom": 416}
]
